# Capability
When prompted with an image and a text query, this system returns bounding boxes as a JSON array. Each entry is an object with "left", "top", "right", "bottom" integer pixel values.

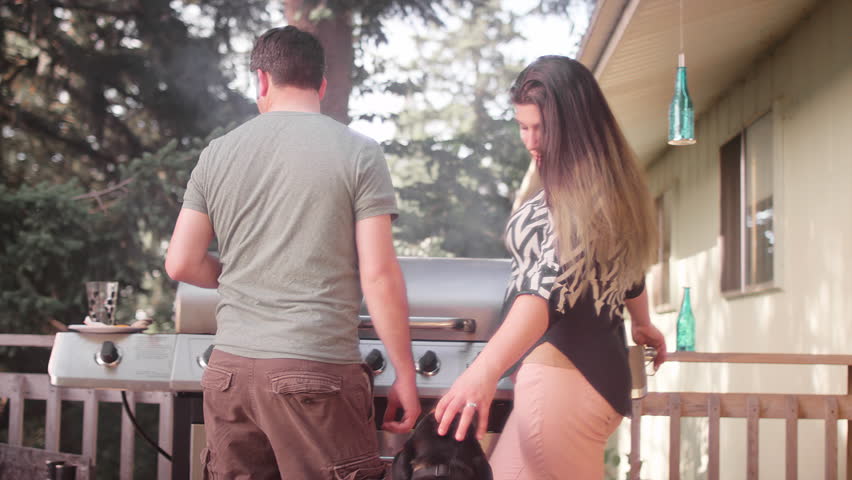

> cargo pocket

[
  {"left": 201, "top": 365, "right": 233, "bottom": 392},
  {"left": 358, "top": 381, "right": 374, "bottom": 425},
  {"left": 268, "top": 371, "right": 342, "bottom": 399},
  {"left": 332, "top": 452, "right": 387, "bottom": 480},
  {"left": 200, "top": 447, "right": 213, "bottom": 480},
  {"left": 360, "top": 366, "right": 376, "bottom": 425}
]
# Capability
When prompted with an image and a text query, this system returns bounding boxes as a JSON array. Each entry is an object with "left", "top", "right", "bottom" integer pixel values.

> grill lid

[{"left": 174, "top": 257, "right": 511, "bottom": 341}]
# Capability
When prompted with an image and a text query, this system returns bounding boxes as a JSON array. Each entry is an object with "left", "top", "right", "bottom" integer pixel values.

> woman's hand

[
  {"left": 434, "top": 294, "right": 548, "bottom": 441},
  {"left": 631, "top": 323, "right": 667, "bottom": 369},
  {"left": 434, "top": 366, "right": 499, "bottom": 441},
  {"left": 625, "top": 289, "right": 667, "bottom": 369}
]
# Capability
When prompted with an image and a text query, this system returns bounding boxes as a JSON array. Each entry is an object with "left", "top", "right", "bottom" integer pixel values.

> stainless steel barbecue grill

[{"left": 49, "top": 257, "right": 515, "bottom": 478}]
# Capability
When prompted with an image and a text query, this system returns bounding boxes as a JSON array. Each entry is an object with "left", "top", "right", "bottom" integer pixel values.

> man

[{"left": 165, "top": 26, "right": 419, "bottom": 479}]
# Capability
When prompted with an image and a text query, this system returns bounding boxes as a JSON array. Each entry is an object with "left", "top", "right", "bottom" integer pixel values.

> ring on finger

[{"left": 465, "top": 401, "right": 478, "bottom": 409}]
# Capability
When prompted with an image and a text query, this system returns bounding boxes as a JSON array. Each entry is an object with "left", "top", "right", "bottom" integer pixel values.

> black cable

[{"left": 121, "top": 390, "right": 173, "bottom": 462}]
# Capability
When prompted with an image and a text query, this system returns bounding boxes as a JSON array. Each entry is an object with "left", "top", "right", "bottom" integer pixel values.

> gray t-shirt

[{"left": 182, "top": 111, "right": 398, "bottom": 363}]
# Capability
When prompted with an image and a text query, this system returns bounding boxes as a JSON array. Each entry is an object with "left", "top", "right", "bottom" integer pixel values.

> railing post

[
  {"left": 120, "top": 391, "right": 136, "bottom": 480},
  {"left": 8, "top": 374, "right": 25, "bottom": 446},
  {"left": 708, "top": 394, "right": 720, "bottom": 480},
  {"left": 669, "top": 393, "right": 682, "bottom": 480},
  {"left": 45, "top": 384, "right": 62, "bottom": 451},
  {"left": 846, "top": 365, "right": 851, "bottom": 480},
  {"left": 157, "top": 392, "right": 174, "bottom": 480},
  {"left": 630, "top": 398, "right": 643, "bottom": 480},
  {"left": 825, "top": 397, "right": 838, "bottom": 480},
  {"left": 747, "top": 396, "right": 760, "bottom": 480},
  {"left": 82, "top": 389, "right": 100, "bottom": 464},
  {"left": 786, "top": 395, "right": 798, "bottom": 480}
]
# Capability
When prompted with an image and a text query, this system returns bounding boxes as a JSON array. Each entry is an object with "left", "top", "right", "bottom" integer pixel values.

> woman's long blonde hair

[{"left": 510, "top": 56, "right": 657, "bottom": 297}]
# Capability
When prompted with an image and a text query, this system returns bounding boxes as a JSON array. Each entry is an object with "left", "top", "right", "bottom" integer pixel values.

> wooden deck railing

[
  {"left": 1, "top": 335, "right": 849, "bottom": 479},
  {"left": 629, "top": 352, "right": 852, "bottom": 480},
  {"left": 0, "top": 334, "right": 174, "bottom": 480}
]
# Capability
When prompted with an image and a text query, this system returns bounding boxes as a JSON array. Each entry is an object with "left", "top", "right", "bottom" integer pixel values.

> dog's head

[{"left": 391, "top": 413, "right": 493, "bottom": 480}]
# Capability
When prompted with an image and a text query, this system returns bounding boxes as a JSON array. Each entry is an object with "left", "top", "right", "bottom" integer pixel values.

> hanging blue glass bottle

[
  {"left": 675, "top": 287, "right": 695, "bottom": 351},
  {"left": 668, "top": 53, "right": 696, "bottom": 146}
]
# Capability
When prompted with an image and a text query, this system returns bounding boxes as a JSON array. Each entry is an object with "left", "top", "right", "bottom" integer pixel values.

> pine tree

[
  {"left": 0, "top": 0, "right": 264, "bottom": 189},
  {"left": 382, "top": 0, "right": 572, "bottom": 257}
]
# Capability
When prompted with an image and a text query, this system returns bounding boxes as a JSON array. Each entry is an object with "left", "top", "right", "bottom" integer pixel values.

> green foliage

[
  {"left": 604, "top": 444, "right": 622, "bottom": 480},
  {"left": 0, "top": 0, "right": 261, "bottom": 190},
  {"left": 1, "top": 0, "right": 256, "bottom": 335},
  {"left": 2, "top": 0, "right": 589, "bottom": 329},
  {"left": 0, "top": 128, "right": 227, "bottom": 335},
  {"left": 381, "top": 0, "right": 536, "bottom": 257},
  {"left": 0, "top": 2, "right": 592, "bottom": 477},
  {"left": 313, "top": 0, "right": 450, "bottom": 44},
  {"left": 1, "top": 181, "right": 97, "bottom": 333}
]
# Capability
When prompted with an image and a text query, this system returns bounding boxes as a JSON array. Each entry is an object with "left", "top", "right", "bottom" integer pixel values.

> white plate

[{"left": 68, "top": 324, "right": 147, "bottom": 334}]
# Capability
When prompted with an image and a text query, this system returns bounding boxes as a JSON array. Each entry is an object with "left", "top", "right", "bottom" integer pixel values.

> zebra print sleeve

[{"left": 505, "top": 192, "right": 560, "bottom": 301}]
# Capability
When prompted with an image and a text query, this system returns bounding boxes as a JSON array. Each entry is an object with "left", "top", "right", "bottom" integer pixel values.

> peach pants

[{"left": 489, "top": 362, "right": 623, "bottom": 480}]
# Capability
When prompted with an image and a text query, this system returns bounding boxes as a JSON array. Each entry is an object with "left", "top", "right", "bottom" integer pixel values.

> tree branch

[
  {"left": 46, "top": 0, "right": 141, "bottom": 18},
  {"left": 0, "top": 104, "right": 114, "bottom": 162},
  {"left": 72, "top": 176, "right": 136, "bottom": 212},
  {"left": 1, "top": 56, "right": 38, "bottom": 86},
  {"left": 57, "top": 78, "right": 147, "bottom": 157},
  {"left": 48, "top": 317, "right": 69, "bottom": 332}
]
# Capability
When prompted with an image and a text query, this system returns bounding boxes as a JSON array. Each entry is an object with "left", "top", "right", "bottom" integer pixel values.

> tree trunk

[{"left": 283, "top": 0, "right": 354, "bottom": 124}]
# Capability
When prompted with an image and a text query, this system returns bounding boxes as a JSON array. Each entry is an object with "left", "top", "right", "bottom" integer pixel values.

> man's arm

[
  {"left": 355, "top": 214, "right": 419, "bottom": 432},
  {"left": 165, "top": 208, "right": 221, "bottom": 288}
]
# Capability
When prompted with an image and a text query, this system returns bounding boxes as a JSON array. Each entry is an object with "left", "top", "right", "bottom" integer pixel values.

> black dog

[{"left": 391, "top": 413, "right": 493, "bottom": 480}]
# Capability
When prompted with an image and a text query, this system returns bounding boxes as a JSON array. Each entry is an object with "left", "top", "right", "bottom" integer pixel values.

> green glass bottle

[
  {"left": 668, "top": 53, "right": 696, "bottom": 146},
  {"left": 676, "top": 287, "right": 696, "bottom": 351}
]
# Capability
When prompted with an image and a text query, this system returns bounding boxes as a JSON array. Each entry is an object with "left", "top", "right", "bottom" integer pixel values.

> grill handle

[{"left": 358, "top": 316, "right": 476, "bottom": 333}]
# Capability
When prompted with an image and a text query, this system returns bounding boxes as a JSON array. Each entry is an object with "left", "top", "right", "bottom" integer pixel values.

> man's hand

[{"left": 382, "top": 376, "right": 420, "bottom": 433}]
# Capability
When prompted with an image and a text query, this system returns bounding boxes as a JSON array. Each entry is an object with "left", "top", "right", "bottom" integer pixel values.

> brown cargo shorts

[{"left": 200, "top": 349, "right": 387, "bottom": 479}]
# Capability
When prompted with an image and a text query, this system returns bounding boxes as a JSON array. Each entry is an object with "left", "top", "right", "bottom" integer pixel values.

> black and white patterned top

[
  {"left": 502, "top": 189, "right": 645, "bottom": 416},
  {"left": 505, "top": 190, "right": 559, "bottom": 300},
  {"left": 504, "top": 190, "right": 643, "bottom": 322}
]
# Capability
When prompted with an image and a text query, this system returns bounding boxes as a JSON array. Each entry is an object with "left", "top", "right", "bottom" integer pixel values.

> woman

[{"left": 434, "top": 56, "right": 667, "bottom": 479}]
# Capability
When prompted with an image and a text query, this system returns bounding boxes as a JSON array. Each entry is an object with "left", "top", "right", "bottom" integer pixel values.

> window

[
  {"left": 651, "top": 190, "right": 673, "bottom": 310},
  {"left": 720, "top": 112, "right": 775, "bottom": 293}
]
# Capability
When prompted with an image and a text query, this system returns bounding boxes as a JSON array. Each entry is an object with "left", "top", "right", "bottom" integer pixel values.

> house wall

[{"left": 620, "top": 0, "right": 852, "bottom": 478}]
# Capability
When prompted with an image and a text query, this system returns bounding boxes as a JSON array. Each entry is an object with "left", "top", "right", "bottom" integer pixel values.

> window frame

[
  {"left": 719, "top": 105, "right": 784, "bottom": 299},
  {"left": 651, "top": 188, "right": 675, "bottom": 313}
]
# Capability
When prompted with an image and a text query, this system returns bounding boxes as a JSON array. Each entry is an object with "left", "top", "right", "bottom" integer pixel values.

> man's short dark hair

[{"left": 250, "top": 26, "right": 325, "bottom": 90}]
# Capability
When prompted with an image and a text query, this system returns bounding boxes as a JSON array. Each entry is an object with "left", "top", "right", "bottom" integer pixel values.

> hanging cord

[
  {"left": 121, "top": 391, "right": 173, "bottom": 462},
  {"left": 677, "top": 0, "right": 686, "bottom": 67},
  {"left": 680, "top": 0, "right": 685, "bottom": 54}
]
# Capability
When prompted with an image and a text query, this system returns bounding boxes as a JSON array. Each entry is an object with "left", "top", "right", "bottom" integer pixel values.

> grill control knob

[
  {"left": 198, "top": 344, "right": 214, "bottom": 369},
  {"left": 364, "top": 349, "right": 386, "bottom": 375},
  {"left": 416, "top": 350, "right": 440, "bottom": 377},
  {"left": 95, "top": 341, "right": 121, "bottom": 367}
]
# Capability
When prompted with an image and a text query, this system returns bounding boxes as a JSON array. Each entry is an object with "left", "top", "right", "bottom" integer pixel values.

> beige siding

[{"left": 627, "top": 0, "right": 852, "bottom": 478}]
